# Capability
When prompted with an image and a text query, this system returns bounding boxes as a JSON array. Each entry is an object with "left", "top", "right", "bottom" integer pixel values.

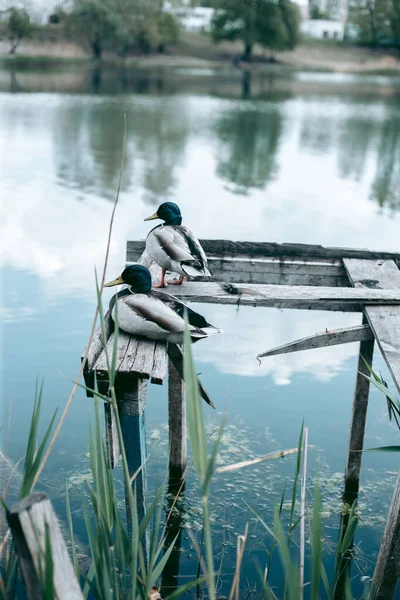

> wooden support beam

[
  {"left": 167, "top": 343, "right": 215, "bottom": 409},
  {"left": 160, "top": 468, "right": 186, "bottom": 598},
  {"left": 166, "top": 282, "right": 400, "bottom": 312},
  {"left": 168, "top": 356, "right": 187, "bottom": 470},
  {"left": 369, "top": 470, "right": 400, "bottom": 600},
  {"left": 117, "top": 380, "right": 148, "bottom": 542},
  {"left": 127, "top": 240, "right": 400, "bottom": 264},
  {"left": 344, "top": 260, "right": 400, "bottom": 394},
  {"left": 7, "top": 493, "right": 83, "bottom": 600},
  {"left": 344, "top": 317, "right": 375, "bottom": 504},
  {"left": 257, "top": 324, "right": 373, "bottom": 359}
]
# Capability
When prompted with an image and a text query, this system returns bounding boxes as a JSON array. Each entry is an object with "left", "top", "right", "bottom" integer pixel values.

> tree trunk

[
  {"left": 9, "top": 38, "right": 20, "bottom": 54},
  {"left": 243, "top": 42, "right": 252, "bottom": 62},
  {"left": 92, "top": 39, "right": 102, "bottom": 59}
]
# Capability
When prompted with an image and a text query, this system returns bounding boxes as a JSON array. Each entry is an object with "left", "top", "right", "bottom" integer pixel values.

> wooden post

[
  {"left": 344, "top": 314, "right": 375, "bottom": 503},
  {"left": 7, "top": 492, "right": 83, "bottom": 600},
  {"left": 168, "top": 356, "right": 187, "bottom": 470},
  {"left": 161, "top": 467, "right": 186, "bottom": 597},
  {"left": 117, "top": 379, "right": 148, "bottom": 539},
  {"left": 334, "top": 315, "right": 375, "bottom": 600},
  {"left": 369, "top": 470, "right": 400, "bottom": 600}
]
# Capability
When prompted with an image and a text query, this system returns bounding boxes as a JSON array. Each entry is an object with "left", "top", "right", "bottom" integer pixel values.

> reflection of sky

[{"left": 1, "top": 90, "right": 400, "bottom": 387}]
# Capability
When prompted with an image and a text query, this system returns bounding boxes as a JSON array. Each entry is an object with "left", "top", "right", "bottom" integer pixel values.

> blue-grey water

[{"left": 1, "top": 65, "right": 400, "bottom": 599}]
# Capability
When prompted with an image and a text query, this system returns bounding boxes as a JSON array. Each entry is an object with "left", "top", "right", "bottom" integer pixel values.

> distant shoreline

[{"left": 0, "top": 36, "right": 399, "bottom": 75}]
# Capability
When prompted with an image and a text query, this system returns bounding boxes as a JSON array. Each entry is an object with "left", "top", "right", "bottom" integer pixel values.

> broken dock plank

[
  {"left": 344, "top": 259, "right": 400, "bottom": 394},
  {"left": 7, "top": 493, "right": 83, "bottom": 600},
  {"left": 168, "top": 282, "right": 400, "bottom": 312},
  {"left": 257, "top": 324, "right": 373, "bottom": 359}
]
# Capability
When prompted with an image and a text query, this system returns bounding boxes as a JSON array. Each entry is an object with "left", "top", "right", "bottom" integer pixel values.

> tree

[
  {"left": 69, "top": 0, "right": 180, "bottom": 58},
  {"left": 69, "top": 0, "right": 119, "bottom": 58},
  {"left": 347, "top": 0, "right": 392, "bottom": 44},
  {"left": 7, "top": 7, "right": 32, "bottom": 55},
  {"left": 211, "top": 0, "right": 300, "bottom": 62}
]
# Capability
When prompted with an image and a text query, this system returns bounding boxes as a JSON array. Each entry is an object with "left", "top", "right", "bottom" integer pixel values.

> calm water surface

[{"left": 1, "top": 66, "right": 400, "bottom": 598}]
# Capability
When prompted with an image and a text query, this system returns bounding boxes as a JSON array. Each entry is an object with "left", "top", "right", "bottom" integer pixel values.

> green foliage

[
  {"left": 69, "top": 0, "right": 180, "bottom": 58},
  {"left": 7, "top": 7, "right": 32, "bottom": 55},
  {"left": 211, "top": 0, "right": 300, "bottom": 60},
  {"left": 310, "top": 5, "right": 330, "bottom": 19},
  {"left": 69, "top": 0, "right": 120, "bottom": 58},
  {"left": 348, "top": 0, "right": 399, "bottom": 44}
]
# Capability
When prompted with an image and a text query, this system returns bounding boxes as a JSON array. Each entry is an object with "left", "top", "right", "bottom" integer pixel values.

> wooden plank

[
  {"left": 369, "top": 470, "right": 400, "bottom": 600},
  {"left": 127, "top": 240, "right": 400, "bottom": 263},
  {"left": 168, "top": 357, "right": 187, "bottom": 470},
  {"left": 166, "top": 282, "right": 400, "bottom": 312},
  {"left": 257, "top": 324, "right": 373, "bottom": 359},
  {"left": 197, "top": 271, "right": 350, "bottom": 287},
  {"left": 344, "top": 259, "right": 400, "bottom": 393},
  {"left": 7, "top": 492, "right": 83, "bottom": 600},
  {"left": 151, "top": 342, "right": 168, "bottom": 385},
  {"left": 167, "top": 344, "right": 215, "bottom": 409}
]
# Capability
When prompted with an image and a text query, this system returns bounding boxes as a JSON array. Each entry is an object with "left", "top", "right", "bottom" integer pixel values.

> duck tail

[{"left": 181, "top": 263, "right": 211, "bottom": 278}]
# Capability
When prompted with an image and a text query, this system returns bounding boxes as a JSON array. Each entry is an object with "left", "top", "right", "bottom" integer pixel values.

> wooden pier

[{"left": 8, "top": 239, "right": 400, "bottom": 600}]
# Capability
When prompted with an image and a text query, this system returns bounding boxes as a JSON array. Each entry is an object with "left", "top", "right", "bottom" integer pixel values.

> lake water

[{"left": 1, "top": 65, "right": 400, "bottom": 599}]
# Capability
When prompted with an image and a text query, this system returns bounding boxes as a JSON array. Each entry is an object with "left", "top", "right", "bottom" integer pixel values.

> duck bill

[
  {"left": 144, "top": 211, "right": 159, "bottom": 221},
  {"left": 104, "top": 275, "right": 124, "bottom": 287}
]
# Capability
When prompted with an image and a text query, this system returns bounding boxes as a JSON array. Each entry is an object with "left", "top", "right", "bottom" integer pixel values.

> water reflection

[
  {"left": 371, "top": 116, "right": 400, "bottom": 210},
  {"left": 51, "top": 97, "right": 189, "bottom": 203},
  {"left": 214, "top": 103, "right": 282, "bottom": 194}
]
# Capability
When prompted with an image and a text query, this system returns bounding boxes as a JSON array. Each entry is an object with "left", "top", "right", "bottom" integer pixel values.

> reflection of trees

[
  {"left": 338, "top": 117, "right": 373, "bottom": 182},
  {"left": 133, "top": 99, "right": 189, "bottom": 206},
  {"left": 370, "top": 116, "right": 400, "bottom": 210},
  {"left": 214, "top": 104, "right": 283, "bottom": 194},
  {"left": 52, "top": 97, "right": 189, "bottom": 203}
]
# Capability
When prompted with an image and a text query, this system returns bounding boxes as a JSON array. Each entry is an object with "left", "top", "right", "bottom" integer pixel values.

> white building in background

[
  {"left": 169, "top": 5, "right": 214, "bottom": 32},
  {"left": 301, "top": 18, "right": 345, "bottom": 39},
  {"left": 300, "top": 0, "right": 348, "bottom": 40}
]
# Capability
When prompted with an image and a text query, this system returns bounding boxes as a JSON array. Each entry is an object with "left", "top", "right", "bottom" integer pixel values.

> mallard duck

[
  {"left": 144, "top": 202, "right": 211, "bottom": 288},
  {"left": 104, "top": 264, "right": 220, "bottom": 343}
]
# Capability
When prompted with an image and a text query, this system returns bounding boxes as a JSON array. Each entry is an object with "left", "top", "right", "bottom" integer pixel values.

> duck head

[
  {"left": 104, "top": 264, "right": 152, "bottom": 293},
  {"left": 144, "top": 202, "right": 182, "bottom": 226}
]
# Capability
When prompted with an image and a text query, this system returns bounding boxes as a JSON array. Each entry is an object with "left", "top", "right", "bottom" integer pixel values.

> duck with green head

[
  {"left": 104, "top": 264, "right": 220, "bottom": 343},
  {"left": 144, "top": 202, "right": 211, "bottom": 288}
]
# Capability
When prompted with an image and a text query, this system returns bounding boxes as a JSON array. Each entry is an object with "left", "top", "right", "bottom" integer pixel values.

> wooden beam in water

[
  {"left": 127, "top": 239, "right": 400, "bottom": 263},
  {"left": 7, "top": 493, "right": 83, "bottom": 600},
  {"left": 369, "top": 470, "right": 400, "bottom": 600},
  {"left": 257, "top": 324, "right": 373, "bottom": 359}
]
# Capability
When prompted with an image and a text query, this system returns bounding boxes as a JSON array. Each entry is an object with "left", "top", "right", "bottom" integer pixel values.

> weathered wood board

[
  {"left": 344, "top": 259, "right": 400, "bottom": 393},
  {"left": 7, "top": 493, "right": 83, "bottom": 600},
  {"left": 127, "top": 240, "right": 400, "bottom": 263},
  {"left": 159, "top": 282, "right": 400, "bottom": 312},
  {"left": 257, "top": 324, "right": 373, "bottom": 358}
]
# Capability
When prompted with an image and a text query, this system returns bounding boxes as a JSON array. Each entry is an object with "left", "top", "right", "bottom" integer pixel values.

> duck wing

[
  {"left": 151, "top": 290, "right": 217, "bottom": 331},
  {"left": 153, "top": 226, "right": 210, "bottom": 276}
]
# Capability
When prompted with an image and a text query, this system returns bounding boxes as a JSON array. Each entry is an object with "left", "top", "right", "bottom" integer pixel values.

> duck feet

[
  {"left": 168, "top": 275, "right": 185, "bottom": 286},
  {"left": 153, "top": 269, "right": 167, "bottom": 288}
]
